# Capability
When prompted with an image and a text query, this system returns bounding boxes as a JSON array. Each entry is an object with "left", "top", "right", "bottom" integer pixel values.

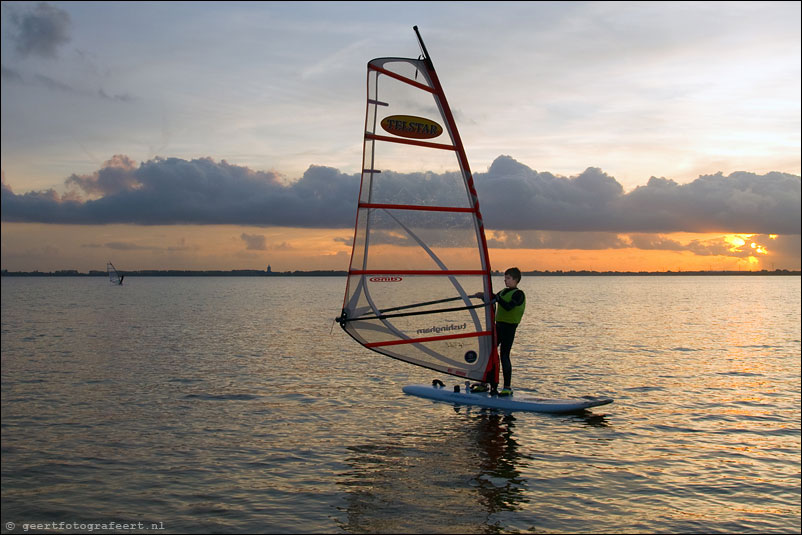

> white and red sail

[{"left": 339, "top": 27, "right": 498, "bottom": 383}]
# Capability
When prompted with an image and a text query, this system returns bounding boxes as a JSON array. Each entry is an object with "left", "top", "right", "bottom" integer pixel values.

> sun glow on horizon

[
  {"left": 725, "top": 235, "right": 750, "bottom": 249},
  {"left": 486, "top": 232, "right": 794, "bottom": 273},
  {"left": 1, "top": 225, "right": 798, "bottom": 273},
  {"left": 722, "top": 234, "right": 773, "bottom": 269}
]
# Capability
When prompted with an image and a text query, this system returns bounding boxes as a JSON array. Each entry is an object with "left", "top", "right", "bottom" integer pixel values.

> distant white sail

[
  {"left": 107, "top": 262, "right": 123, "bottom": 285},
  {"left": 338, "top": 27, "right": 499, "bottom": 384}
]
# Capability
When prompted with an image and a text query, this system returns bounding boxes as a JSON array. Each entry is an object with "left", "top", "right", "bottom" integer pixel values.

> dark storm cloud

[
  {"left": 2, "top": 155, "right": 799, "bottom": 236},
  {"left": 65, "top": 155, "right": 141, "bottom": 196},
  {"left": 474, "top": 156, "right": 800, "bottom": 234},
  {"left": 8, "top": 2, "right": 71, "bottom": 59},
  {"left": 616, "top": 172, "right": 801, "bottom": 234},
  {"left": 2, "top": 155, "right": 359, "bottom": 227}
]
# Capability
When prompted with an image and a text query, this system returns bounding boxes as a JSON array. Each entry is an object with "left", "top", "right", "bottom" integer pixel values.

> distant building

[{"left": 267, "top": 265, "right": 272, "bottom": 273}]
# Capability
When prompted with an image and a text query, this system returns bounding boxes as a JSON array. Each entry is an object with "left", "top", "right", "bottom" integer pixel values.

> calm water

[{"left": 1, "top": 276, "right": 800, "bottom": 534}]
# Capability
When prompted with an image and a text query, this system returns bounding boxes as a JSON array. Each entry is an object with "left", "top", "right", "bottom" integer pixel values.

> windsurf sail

[
  {"left": 338, "top": 26, "right": 498, "bottom": 384},
  {"left": 107, "top": 262, "right": 123, "bottom": 285}
]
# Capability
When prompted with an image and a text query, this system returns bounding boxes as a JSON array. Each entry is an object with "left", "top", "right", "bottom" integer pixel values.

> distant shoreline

[{"left": 2, "top": 269, "right": 800, "bottom": 277}]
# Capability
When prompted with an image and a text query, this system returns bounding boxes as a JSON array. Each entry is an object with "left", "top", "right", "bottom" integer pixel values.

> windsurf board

[{"left": 403, "top": 383, "right": 613, "bottom": 414}]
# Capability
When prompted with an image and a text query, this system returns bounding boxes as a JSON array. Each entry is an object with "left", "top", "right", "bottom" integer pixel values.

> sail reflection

[{"left": 335, "top": 409, "right": 528, "bottom": 533}]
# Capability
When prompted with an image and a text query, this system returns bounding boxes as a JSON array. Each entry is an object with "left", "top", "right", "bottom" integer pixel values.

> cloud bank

[
  {"left": 3, "top": 154, "right": 799, "bottom": 236},
  {"left": 2, "top": 155, "right": 358, "bottom": 227},
  {"left": 477, "top": 156, "right": 800, "bottom": 234}
]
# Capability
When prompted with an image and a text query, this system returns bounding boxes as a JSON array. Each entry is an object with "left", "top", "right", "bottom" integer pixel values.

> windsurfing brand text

[{"left": 417, "top": 323, "right": 467, "bottom": 335}]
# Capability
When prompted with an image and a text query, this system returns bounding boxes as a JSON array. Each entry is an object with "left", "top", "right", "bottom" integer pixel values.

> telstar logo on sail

[{"left": 381, "top": 115, "right": 443, "bottom": 139}]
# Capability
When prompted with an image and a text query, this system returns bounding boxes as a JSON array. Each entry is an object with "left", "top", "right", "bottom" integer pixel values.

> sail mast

[{"left": 412, "top": 27, "right": 498, "bottom": 382}]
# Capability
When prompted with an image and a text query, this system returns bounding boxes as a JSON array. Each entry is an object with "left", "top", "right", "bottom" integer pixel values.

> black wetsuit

[{"left": 494, "top": 288, "right": 525, "bottom": 390}]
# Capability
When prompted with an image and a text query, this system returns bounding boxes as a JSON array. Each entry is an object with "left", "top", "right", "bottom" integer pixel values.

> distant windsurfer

[
  {"left": 118, "top": 275, "right": 124, "bottom": 285},
  {"left": 471, "top": 267, "right": 526, "bottom": 396}
]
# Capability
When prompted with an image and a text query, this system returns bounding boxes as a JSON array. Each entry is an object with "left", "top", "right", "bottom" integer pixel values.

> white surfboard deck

[{"left": 403, "top": 383, "right": 613, "bottom": 414}]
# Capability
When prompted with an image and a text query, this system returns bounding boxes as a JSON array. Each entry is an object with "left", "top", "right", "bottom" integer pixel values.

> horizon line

[{"left": 2, "top": 268, "right": 800, "bottom": 277}]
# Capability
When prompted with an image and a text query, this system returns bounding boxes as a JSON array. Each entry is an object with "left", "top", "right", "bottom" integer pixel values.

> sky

[{"left": 1, "top": 1, "right": 800, "bottom": 273}]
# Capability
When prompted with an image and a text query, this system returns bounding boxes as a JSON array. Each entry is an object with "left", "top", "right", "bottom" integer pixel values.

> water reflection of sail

[
  {"left": 336, "top": 410, "right": 527, "bottom": 532},
  {"left": 472, "top": 412, "right": 525, "bottom": 515}
]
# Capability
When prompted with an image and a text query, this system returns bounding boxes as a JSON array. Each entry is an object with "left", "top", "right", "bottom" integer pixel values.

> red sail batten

[
  {"left": 365, "top": 133, "right": 455, "bottom": 151},
  {"left": 349, "top": 269, "right": 487, "bottom": 276},
  {"left": 368, "top": 64, "right": 435, "bottom": 93},
  {"left": 366, "top": 330, "right": 492, "bottom": 348},
  {"left": 359, "top": 202, "right": 476, "bottom": 213}
]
